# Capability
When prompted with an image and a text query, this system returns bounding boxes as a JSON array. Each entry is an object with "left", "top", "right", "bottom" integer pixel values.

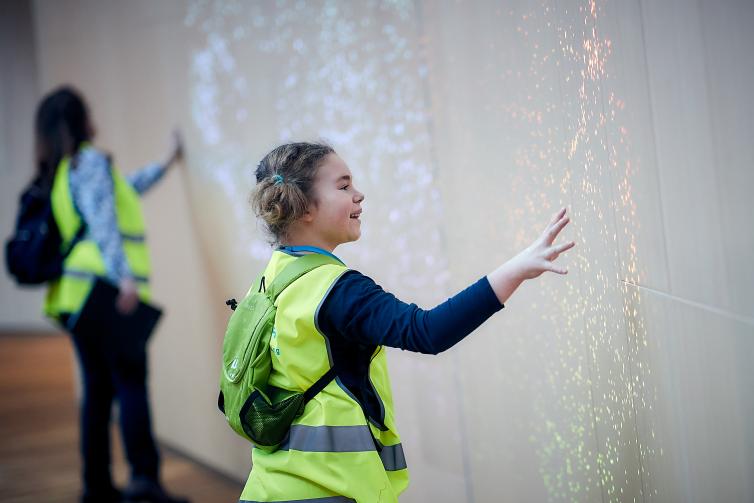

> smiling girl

[{"left": 240, "top": 141, "right": 574, "bottom": 502}]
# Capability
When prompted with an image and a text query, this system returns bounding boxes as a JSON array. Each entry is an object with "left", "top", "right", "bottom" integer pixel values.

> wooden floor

[{"left": 0, "top": 333, "right": 243, "bottom": 503}]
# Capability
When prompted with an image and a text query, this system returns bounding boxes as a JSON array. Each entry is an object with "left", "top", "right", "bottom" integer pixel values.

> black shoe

[
  {"left": 123, "top": 478, "right": 189, "bottom": 503},
  {"left": 82, "top": 486, "right": 123, "bottom": 503}
]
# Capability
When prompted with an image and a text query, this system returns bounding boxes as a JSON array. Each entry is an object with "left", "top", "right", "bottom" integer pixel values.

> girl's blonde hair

[{"left": 251, "top": 141, "right": 335, "bottom": 244}]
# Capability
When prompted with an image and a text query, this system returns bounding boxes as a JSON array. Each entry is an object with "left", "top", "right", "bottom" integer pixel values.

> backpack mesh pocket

[{"left": 239, "top": 391, "right": 306, "bottom": 451}]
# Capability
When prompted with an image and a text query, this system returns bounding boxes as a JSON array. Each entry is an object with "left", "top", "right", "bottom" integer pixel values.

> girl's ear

[{"left": 301, "top": 205, "right": 316, "bottom": 223}]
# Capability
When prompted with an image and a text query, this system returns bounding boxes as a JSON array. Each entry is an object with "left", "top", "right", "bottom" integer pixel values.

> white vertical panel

[
  {"left": 698, "top": 0, "right": 754, "bottom": 319},
  {"left": 639, "top": 0, "right": 730, "bottom": 310},
  {"left": 599, "top": 0, "right": 671, "bottom": 294},
  {"left": 552, "top": 0, "right": 645, "bottom": 499},
  {"left": 423, "top": 0, "right": 602, "bottom": 500}
]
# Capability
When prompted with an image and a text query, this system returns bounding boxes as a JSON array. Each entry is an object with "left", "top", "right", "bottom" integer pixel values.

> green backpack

[{"left": 217, "top": 253, "right": 340, "bottom": 452}]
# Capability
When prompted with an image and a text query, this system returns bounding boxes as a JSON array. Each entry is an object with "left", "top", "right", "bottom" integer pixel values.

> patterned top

[{"left": 68, "top": 146, "right": 166, "bottom": 283}]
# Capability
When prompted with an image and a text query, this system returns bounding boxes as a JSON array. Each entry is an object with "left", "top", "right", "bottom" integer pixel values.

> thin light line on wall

[{"left": 621, "top": 280, "right": 754, "bottom": 328}]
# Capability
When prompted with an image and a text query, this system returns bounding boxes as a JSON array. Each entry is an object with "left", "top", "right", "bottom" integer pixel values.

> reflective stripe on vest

[
  {"left": 120, "top": 232, "right": 146, "bottom": 243},
  {"left": 277, "top": 425, "right": 407, "bottom": 471},
  {"left": 240, "top": 497, "right": 355, "bottom": 503},
  {"left": 376, "top": 442, "right": 407, "bottom": 472},
  {"left": 63, "top": 269, "right": 149, "bottom": 284},
  {"left": 281, "top": 425, "right": 373, "bottom": 453}
]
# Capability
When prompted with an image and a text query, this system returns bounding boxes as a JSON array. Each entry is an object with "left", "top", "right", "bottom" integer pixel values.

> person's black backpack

[{"left": 4, "top": 181, "right": 84, "bottom": 285}]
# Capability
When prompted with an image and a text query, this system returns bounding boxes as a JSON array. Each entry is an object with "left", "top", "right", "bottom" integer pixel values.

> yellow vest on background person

[
  {"left": 44, "top": 147, "right": 151, "bottom": 320},
  {"left": 240, "top": 250, "right": 409, "bottom": 503}
]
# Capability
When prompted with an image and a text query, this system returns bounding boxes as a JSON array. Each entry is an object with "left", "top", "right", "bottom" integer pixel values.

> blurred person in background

[{"left": 32, "top": 86, "right": 188, "bottom": 503}]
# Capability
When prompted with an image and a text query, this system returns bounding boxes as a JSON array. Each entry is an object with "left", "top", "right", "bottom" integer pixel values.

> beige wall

[
  {"left": 2, "top": 0, "right": 752, "bottom": 501},
  {"left": 0, "top": 0, "right": 48, "bottom": 330}
]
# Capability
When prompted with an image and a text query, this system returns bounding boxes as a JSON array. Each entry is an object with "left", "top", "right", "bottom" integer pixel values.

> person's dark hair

[
  {"left": 34, "top": 86, "right": 92, "bottom": 189},
  {"left": 251, "top": 141, "right": 335, "bottom": 244}
]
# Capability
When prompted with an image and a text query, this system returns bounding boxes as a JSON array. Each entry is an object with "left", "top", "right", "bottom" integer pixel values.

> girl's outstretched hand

[
  {"left": 512, "top": 207, "right": 575, "bottom": 279},
  {"left": 486, "top": 208, "right": 575, "bottom": 305}
]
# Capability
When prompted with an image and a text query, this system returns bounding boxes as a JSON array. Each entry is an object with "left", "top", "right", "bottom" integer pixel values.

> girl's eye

[{"left": 341, "top": 185, "right": 350, "bottom": 190}]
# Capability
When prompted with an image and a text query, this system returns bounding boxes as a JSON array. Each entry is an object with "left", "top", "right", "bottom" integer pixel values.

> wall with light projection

[{"left": 27, "top": 0, "right": 754, "bottom": 501}]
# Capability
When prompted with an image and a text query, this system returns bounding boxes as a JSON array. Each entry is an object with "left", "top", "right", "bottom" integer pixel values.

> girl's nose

[{"left": 354, "top": 191, "right": 365, "bottom": 204}]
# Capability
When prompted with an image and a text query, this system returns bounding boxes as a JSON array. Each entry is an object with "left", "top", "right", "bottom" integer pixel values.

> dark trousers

[{"left": 69, "top": 320, "right": 160, "bottom": 495}]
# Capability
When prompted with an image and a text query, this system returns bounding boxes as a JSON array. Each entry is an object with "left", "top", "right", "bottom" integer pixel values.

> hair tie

[{"left": 272, "top": 174, "right": 284, "bottom": 186}]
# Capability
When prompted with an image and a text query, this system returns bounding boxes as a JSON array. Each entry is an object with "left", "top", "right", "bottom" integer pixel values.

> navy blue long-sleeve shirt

[{"left": 317, "top": 270, "right": 504, "bottom": 355}]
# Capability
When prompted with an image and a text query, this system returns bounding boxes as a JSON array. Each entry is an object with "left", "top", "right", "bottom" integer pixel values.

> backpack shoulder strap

[
  {"left": 266, "top": 254, "right": 343, "bottom": 411},
  {"left": 266, "top": 253, "right": 344, "bottom": 303}
]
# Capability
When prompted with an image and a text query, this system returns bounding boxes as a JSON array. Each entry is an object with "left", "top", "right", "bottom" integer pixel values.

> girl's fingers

[
  {"left": 546, "top": 215, "right": 570, "bottom": 244},
  {"left": 553, "top": 240, "right": 576, "bottom": 255},
  {"left": 548, "top": 207, "right": 567, "bottom": 227},
  {"left": 548, "top": 264, "right": 568, "bottom": 275}
]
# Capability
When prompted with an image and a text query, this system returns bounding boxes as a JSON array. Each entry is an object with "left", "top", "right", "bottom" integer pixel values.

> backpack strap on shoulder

[
  {"left": 266, "top": 253, "right": 343, "bottom": 302},
  {"left": 265, "top": 253, "right": 343, "bottom": 406},
  {"left": 303, "top": 367, "right": 337, "bottom": 402}
]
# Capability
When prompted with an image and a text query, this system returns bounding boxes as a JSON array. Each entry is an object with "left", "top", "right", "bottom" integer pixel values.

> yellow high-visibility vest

[
  {"left": 44, "top": 148, "right": 151, "bottom": 319},
  {"left": 240, "top": 250, "right": 409, "bottom": 503}
]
